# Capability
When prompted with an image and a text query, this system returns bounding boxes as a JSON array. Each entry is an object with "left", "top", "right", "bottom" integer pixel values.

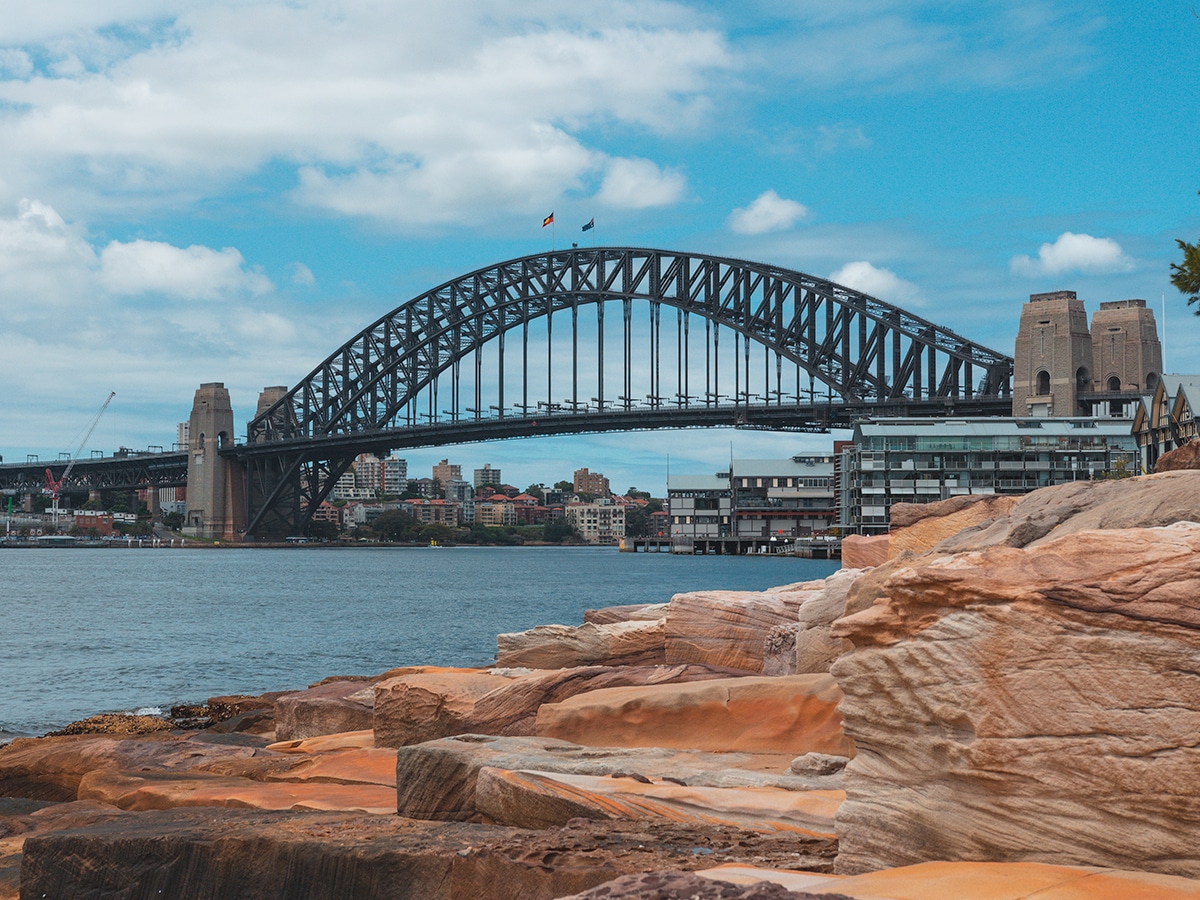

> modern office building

[{"left": 837, "top": 417, "right": 1138, "bottom": 535}]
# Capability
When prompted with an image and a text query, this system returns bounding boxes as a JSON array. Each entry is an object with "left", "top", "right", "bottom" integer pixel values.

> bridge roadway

[
  {"left": 0, "top": 394, "right": 1014, "bottom": 500},
  {"left": 226, "top": 394, "right": 1014, "bottom": 462},
  {"left": 0, "top": 449, "right": 188, "bottom": 498}
]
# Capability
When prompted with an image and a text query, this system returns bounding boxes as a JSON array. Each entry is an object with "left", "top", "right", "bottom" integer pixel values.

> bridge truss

[{"left": 233, "top": 247, "right": 1013, "bottom": 539}]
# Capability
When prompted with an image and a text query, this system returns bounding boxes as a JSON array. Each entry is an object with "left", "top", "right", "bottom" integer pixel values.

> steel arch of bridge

[{"left": 234, "top": 247, "right": 1013, "bottom": 539}]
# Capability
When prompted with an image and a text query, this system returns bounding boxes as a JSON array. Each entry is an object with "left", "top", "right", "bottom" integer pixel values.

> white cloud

[
  {"left": 0, "top": 5, "right": 729, "bottom": 226},
  {"left": 289, "top": 262, "right": 315, "bottom": 287},
  {"left": 1009, "top": 232, "right": 1134, "bottom": 277},
  {"left": 829, "top": 260, "right": 924, "bottom": 307},
  {"left": 743, "top": 1, "right": 1101, "bottom": 91},
  {"left": 596, "top": 157, "right": 686, "bottom": 209},
  {"left": 728, "top": 190, "right": 810, "bottom": 235},
  {"left": 99, "top": 240, "right": 273, "bottom": 299}
]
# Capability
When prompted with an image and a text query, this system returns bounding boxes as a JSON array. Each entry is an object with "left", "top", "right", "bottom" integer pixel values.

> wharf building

[
  {"left": 836, "top": 417, "right": 1138, "bottom": 535},
  {"left": 666, "top": 456, "right": 837, "bottom": 543}
]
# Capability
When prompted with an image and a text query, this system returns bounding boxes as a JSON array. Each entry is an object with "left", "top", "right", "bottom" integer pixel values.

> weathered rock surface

[
  {"left": 838, "top": 534, "right": 888, "bottom": 570},
  {"left": 556, "top": 870, "right": 844, "bottom": 899},
  {"left": 793, "top": 569, "right": 863, "bottom": 675},
  {"left": 274, "top": 679, "right": 376, "bottom": 741},
  {"left": 1154, "top": 439, "right": 1200, "bottom": 472},
  {"left": 496, "top": 619, "right": 667, "bottom": 668},
  {"left": 886, "top": 493, "right": 1020, "bottom": 558},
  {"left": 830, "top": 516, "right": 1200, "bottom": 878},
  {"left": 0, "top": 732, "right": 247, "bottom": 802},
  {"left": 584, "top": 603, "right": 670, "bottom": 625},
  {"left": 374, "top": 670, "right": 518, "bottom": 747},
  {"left": 474, "top": 767, "right": 842, "bottom": 835},
  {"left": 375, "top": 664, "right": 752, "bottom": 748},
  {"left": 933, "top": 470, "right": 1200, "bottom": 554},
  {"left": 536, "top": 675, "right": 851, "bottom": 757},
  {"left": 395, "top": 734, "right": 823, "bottom": 822},
  {"left": 17, "top": 809, "right": 837, "bottom": 899},
  {"left": 664, "top": 586, "right": 824, "bottom": 672},
  {"left": 0, "top": 799, "right": 128, "bottom": 900},
  {"left": 797, "top": 860, "right": 1200, "bottom": 899}
]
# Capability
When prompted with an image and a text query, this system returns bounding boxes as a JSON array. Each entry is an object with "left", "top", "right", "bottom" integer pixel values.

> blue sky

[{"left": 1, "top": 1, "right": 1197, "bottom": 493}]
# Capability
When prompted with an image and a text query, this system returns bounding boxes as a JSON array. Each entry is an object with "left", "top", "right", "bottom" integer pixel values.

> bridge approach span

[{"left": 230, "top": 247, "right": 1013, "bottom": 540}]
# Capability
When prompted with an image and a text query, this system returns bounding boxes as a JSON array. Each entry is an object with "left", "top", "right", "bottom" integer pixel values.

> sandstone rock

[
  {"left": 556, "top": 870, "right": 843, "bottom": 899},
  {"left": 584, "top": 603, "right": 670, "bottom": 625},
  {"left": 17, "top": 809, "right": 836, "bottom": 899},
  {"left": 474, "top": 767, "right": 841, "bottom": 836},
  {"left": 0, "top": 800, "right": 127, "bottom": 900},
  {"left": 795, "top": 860, "right": 1200, "bottom": 899},
  {"left": 839, "top": 534, "right": 888, "bottom": 569},
  {"left": 0, "top": 732, "right": 216, "bottom": 801},
  {"left": 934, "top": 470, "right": 1200, "bottom": 554},
  {"left": 830, "top": 519, "right": 1200, "bottom": 878},
  {"left": 793, "top": 569, "right": 863, "bottom": 675},
  {"left": 664, "top": 590, "right": 817, "bottom": 672},
  {"left": 395, "top": 735, "right": 829, "bottom": 822},
  {"left": 469, "top": 664, "right": 752, "bottom": 737},
  {"left": 536, "top": 675, "right": 852, "bottom": 757},
  {"left": 268, "top": 730, "right": 375, "bottom": 753},
  {"left": 76, "top": 767, "right": 397, "bottom": 813},
  {"left": 274, "top": 680, "right": 376, "bottom": 742},
  {"left": 496, "top": 619, "right": 667, "bottom": 668},
  {"left": 375, "top": 665, "right": 750, "bottom": 749},
  {"left": 373, "top": 670, "right": 517, "bottom": 748},
  {"left": 886, "top": 494, "right": 1020, "bottom": 558},
  {"left": 1154, "top": 439, "right": 1200, "bottom": 472},
  {"left": 761, "top": 624, "right": 799, "bottom": 676}
]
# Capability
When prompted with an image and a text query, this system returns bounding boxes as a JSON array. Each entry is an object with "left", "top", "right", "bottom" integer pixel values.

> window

[{"left": 1035, "top": 371, "right": 1050, "bottom": 396}]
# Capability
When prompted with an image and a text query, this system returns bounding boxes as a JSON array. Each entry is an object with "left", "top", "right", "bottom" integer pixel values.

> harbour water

[{"left": 1, "top": 546, "right": 838, "bottom": 739}]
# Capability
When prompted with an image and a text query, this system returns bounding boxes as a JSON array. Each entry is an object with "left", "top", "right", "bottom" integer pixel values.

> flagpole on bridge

[{"left": 543, "top": 211, "right": 555, "bottom": 251}]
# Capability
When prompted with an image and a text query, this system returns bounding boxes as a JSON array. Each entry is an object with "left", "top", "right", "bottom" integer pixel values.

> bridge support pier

[{"left": 183, "top": 383, "right": 246, "bottom": 540}]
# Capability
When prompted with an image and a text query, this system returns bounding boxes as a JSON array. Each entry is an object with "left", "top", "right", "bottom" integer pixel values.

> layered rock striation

[{"left": 831, "top": 471, "right": 1200, "bottom": 877}]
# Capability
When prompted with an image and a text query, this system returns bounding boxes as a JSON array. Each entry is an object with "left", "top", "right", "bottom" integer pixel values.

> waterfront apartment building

[
  {"left": 401, "top": 498, "right": 461, "bottom": 526},
  {"left": 573, "top": 467, "right": 610, "bottom": 497},
  {"left": 432, "top": 459, "right": 462, "bottom": 485},
  {"left": 474, "top": 464, "right": 501, "bottom": 488},
  {"left": 564, "top": 500, "right": 625, "bottom": 544},
  {"left": 837, "top": 417, "right": 1138, "bottom": 535},
  {"left": 382, "top": 455, "right": 408, "bottom": 495}
]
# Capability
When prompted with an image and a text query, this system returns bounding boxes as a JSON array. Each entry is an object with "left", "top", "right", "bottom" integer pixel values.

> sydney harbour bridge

[{"left": 0, "top": 247, "right": 1013, "bottom": 540}]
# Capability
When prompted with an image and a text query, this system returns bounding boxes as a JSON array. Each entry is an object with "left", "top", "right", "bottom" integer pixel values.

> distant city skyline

[{"left": 1, "top": 2, "right": 1197, "bottom": 492}]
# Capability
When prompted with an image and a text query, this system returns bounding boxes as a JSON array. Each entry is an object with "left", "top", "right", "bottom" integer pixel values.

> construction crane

[{"left": 44, "top": 391, "right": 116, "bottom": 529}]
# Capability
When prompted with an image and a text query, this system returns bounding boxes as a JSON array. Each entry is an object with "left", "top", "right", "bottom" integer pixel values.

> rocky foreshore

[{"left": 6, "top": 467, "right": 1200, "bottom": 898}]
